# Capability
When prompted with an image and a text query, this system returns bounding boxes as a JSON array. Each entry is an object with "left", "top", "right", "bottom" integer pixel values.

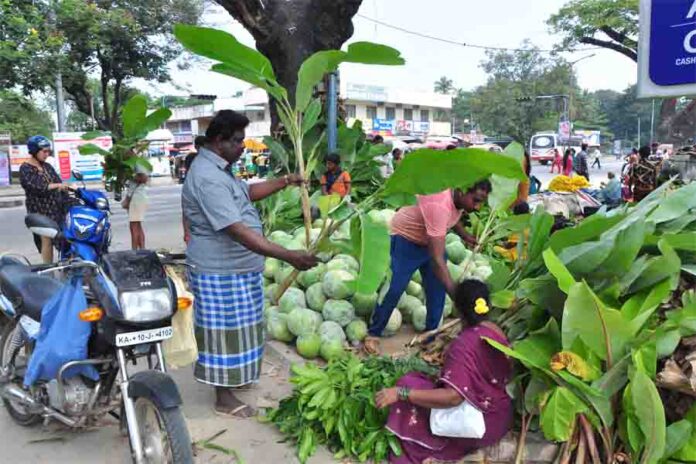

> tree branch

[
  {"left": 598, "top": 26, "right": 637, "bottom": 50},
  {"left": 579, "top": 36, "right": 637, "bottom": 62}
]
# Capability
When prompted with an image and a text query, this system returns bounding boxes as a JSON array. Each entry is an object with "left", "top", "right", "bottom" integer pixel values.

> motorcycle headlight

[
  {"left": 119, "top": 288, "right": 172, "bottom": 322},
  {"left": 95, "top": 197, "right": 109, "bottom": 210}
]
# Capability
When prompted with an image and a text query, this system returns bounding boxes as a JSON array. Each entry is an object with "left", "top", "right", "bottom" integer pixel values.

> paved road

[
  {"left": 0, "top": 183, "right": 187, "bottom": 262},
  {"left": 531, "top": 156, "right": 625, "bottom": 190}
]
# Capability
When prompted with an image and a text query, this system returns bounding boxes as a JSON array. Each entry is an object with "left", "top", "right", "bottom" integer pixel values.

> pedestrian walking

[
  {"left": 562, "top": 148, "right": 574, "bottom": 177},
  {"left": 363, "top": 181, "right": 491, "bottom": 355},
  {"left": 122, "top": 165, "right": 150, "bottom": 250},
  {"left": 550, "top": 148, "right": 562, "bottom": 173},
  {"left": 19, "top": 135, "right": 71, "bottom": 263},
  {"left": 591, "top": 150, "right": 601, "bottom": 169},
  {"left": 574, "top": 143, "right": 590, "bottom": 181},
  {"left": 321, "top": 153, "right": 352, "bottom": 198},
  {"left": 182, "top": 110, "right": 317, "bottom": 416}
]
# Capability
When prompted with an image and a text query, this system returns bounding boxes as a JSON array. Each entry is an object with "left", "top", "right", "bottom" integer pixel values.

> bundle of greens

[{"left": 266, "top": 355, "right": 437, "bottom": 463}]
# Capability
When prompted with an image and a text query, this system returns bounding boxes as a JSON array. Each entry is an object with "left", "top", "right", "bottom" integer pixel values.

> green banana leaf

[
  {"left": 630, "top": 370, "right": 666, "bottom": 464},
  {"left": 540, "top": 386, "right": 588, "bottom": 442}
]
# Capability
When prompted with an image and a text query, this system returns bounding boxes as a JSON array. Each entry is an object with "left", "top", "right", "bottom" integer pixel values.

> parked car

[{"left": 471, "top": 143, "right": 503, "bottom": 153}]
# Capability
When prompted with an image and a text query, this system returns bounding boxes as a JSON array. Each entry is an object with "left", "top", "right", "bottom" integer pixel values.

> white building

[
  {"left": 342, "top": 83, "right": 452, "bottom": 138},
  {"left": 165, "top": 83, "right": 452, "bottom": 143}
]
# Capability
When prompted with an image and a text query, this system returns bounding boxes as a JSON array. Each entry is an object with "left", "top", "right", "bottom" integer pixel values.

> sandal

[
  {"left": 214, "top": 403, "right": 257, "bottom": 418},
  {"left": 363, "top": 336, "right": 381, "bottom": 356}
]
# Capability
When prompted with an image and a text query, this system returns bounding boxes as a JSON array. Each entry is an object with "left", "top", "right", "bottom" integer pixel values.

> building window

[
  {"left": 420, "top": 110, "right": 430, "bottom": 122},
  {"left": 404, "top": 108, "right": 413, "bottom": 120},
  {"left": 179, "top": 120, "right": 192, "bottom": 132},
  {"left": 385, "top": 107, "right": 396, "bottom": 120},
  {"left": 366, "top": 106, "right": 378, "bottom": 120},
  {"left": 434, "top": 109, "right": 451, "bottom": 122},
  {"left": 346, "top": 104, "right": 356, "bottom": 118}
]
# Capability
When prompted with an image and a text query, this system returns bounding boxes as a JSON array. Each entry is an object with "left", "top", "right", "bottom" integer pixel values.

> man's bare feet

[
  {"left": 363, "top": 336, "right": 381, "bottom": 356},
  {"left": 214, "top": 387, "right": 256, "bottom": 418}
]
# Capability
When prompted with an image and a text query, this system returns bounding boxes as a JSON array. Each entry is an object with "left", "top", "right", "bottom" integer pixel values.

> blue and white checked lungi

[{"left": 188, "top": 271, "right": 265, "bottom": 387}]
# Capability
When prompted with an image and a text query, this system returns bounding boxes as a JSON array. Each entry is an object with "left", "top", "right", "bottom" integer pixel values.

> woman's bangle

[{"left": 398, "top": 387, "right": 411, "bottom": 402}]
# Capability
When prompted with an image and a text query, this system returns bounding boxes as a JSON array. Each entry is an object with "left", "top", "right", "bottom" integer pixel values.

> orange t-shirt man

[{"left": 321, "top": 154, "right": 352, "bottom": 198}]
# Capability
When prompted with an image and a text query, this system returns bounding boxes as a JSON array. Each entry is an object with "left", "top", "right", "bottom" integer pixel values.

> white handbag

[{"left": 430, "top": 400, "right": 486, "bottom": 438}]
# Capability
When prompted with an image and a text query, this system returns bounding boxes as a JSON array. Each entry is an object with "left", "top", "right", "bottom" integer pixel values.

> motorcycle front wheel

[
  {"left": 130, "top": 396, "right": 193, "bottom": 464},
  {"left": 0, "top": 322, "right": 41, "bottom": 426}
]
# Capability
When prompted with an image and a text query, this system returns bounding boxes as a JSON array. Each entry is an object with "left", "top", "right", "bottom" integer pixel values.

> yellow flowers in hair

[{"left": 474, "top": 298, "right": 489, "bottom": 315}]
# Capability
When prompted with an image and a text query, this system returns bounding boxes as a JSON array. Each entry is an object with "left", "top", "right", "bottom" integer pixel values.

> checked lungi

[{"left": 188, "top": 271, "right": 265, "bottom": 387}]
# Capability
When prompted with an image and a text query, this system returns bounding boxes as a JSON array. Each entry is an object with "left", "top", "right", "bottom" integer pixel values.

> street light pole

[{"left": 567, "top": 54, "right": 595, "bottom": 141}]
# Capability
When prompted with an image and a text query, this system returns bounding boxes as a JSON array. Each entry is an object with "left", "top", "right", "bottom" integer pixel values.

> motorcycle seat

[{"left": 0, "top": 260, "right": 62, "bottom": 322}]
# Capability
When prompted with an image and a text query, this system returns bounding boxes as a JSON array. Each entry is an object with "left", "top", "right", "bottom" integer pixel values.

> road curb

[{"left": 0, "top": 198, "right": 23, "bottom": 209}]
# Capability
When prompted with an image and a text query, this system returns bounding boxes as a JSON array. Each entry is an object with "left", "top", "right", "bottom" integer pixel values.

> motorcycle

[{"left": 0, "top": 198, "right": 194, "bottom": 462}]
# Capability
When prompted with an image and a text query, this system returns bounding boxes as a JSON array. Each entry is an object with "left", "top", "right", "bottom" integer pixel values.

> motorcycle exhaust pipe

[{"left": 2, "top": 384, "right": 78, "bottom": 427}]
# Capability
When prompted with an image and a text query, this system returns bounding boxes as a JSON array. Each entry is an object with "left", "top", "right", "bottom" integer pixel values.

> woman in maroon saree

[{"left": 375, "top": 280, "right": 512, "bottom": 464}]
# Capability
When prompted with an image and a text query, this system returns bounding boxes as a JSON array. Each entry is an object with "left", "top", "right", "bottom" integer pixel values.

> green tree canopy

[
  {"left": 547, "top": 0, "right": 638, "bottom": 61},
  {"left": 1, "top": 0, "right": 202, "bottom": 136},
  {"left": 433, "top": 76, "right": 455, "bottom": 94},
  {"left": 0, "top": 91, "right": 54, "bottom": 142},
  {"left": 469, "top": 43, "right": 575, "bottom": 144}
]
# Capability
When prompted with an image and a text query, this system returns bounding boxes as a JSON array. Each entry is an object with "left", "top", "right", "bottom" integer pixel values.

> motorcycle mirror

[
  {"left": 72, "top": 170, "right": 84, "bottom": 181},
  {"left": 25, "top": 214, "right": 61, "bottom": 239}
]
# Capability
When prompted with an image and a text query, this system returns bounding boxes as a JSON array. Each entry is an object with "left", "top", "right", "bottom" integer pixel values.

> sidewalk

[{"left": 0, "top": 176, "right": 176, "bottom": 209}]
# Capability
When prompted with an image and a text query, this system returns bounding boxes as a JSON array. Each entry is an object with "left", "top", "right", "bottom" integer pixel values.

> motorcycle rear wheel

[
  {"left": 130, "top": 396, "right": 193, "bottom": 464},
  {"left": 0, "top": 323, "right": 41, "bottom": 426}
]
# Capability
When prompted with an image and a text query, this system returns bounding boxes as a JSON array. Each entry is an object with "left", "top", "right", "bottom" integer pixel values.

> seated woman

[{"left": 375, "top": 280, "right": 512, "bottom": 464}]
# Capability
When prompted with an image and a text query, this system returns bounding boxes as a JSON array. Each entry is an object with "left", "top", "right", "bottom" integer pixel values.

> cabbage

[
  {"left": 320, "top": 339, "right": 345, "bottom": 361},
  {"left": 305, "top": 282, "right": 327, "bottom": 312},
  {"left": 352, "top": 292, "right": 378, "bottom": 317},
  {"left": 294, "top": 228, "right": 322, "bottom": 247},
  {"left": 412, "top": 270, "right": 422, "bottom": 285},
  {"left": 332, "top": 254, "right": 360, "bottom": 273},
  {"left": 446, "top": 241, "right": 469, "bottom": 265},
  {"left": 406, "top": 281, "right": 424, "bottom": 301},
  {"left": 265, "top": 283, "right": 279, "bottom": 302},
  {"left": 317, "top": 251, "right": 334, "bottom": 263},
  {"left": 298, "top": 263, "right": 327, "bottom": 288},
  {"left": 273, "top": 265, "right": 295, "bottom": 287},
  {"left": 287, "top": 307, "right": 323, "bottom": 336},
  {"left": 286, "top": 239, "right": 306, "bottom": 251},
  {"left": 447, "top": 261, "right": 464, "bottom": 282},
  {"left": 345, "top": 319, "right": 368, "bottom": 343},
  {"left": 264, "top": 305, "right": 279, "bottom": 319},
  {"left": 322, "top": 299, "right": 356, "bottom": 327},
  {"left": 411, "top": 305, "right": 428, "bottom": 332},
  {"left": 313, "top": 219, "right": 325, "bottom": 229},
  {"left": 267, "top": 313, "right": 294, "bottom": 342},
  {"left": 381, "top": 209, "right": 396, "bottom": 225},
  {"left": 279, "top": 287, "right": 306, "bottom": 314},
  {"left": 443, "top": 297, "right": 453, "bottom": 319},
  {"left": 383, "top": 309, "right": 402, "bottom": 336},
  {"left": 446, "top": 233, "right": 459, "bottom": 244},
  {"left": 264, "top": 258, "right": 280, "bottom": 279},
  {"left": 296, "top": 333, "right": 321, "bottom": 359},
  {"left": 269, "top": 230, "right": 293, "bottom": 245},
  {"left": 398, "top": 295, "right": 422, "bottom": 323},
  {"left": 322, "top": 270, "right": 356, "bottom": 300},
  {"left": 319, "top": 321, "right": 346, "bottom": 345}
]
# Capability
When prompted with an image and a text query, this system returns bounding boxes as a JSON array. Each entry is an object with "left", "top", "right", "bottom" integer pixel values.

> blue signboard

[
  {"left": 371, "top": 119, "right": 395, "bottom": 133},
  {"left": 649, "top": 0, "right": 696, "bottom": 86}
]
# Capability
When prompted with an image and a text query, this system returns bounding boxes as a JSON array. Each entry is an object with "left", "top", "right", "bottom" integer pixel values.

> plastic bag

[
  {"left": 429, "top": 400, "right": 486, "bottom": 438},
  {"left": 162, "top": 266, "right": 197, "bottom": 369},
  {"left": 24, "top": 275, "right": 99, "bottom": 387},
  {"left": 162, "top": 303, "right": 197, "bottom": 369}
]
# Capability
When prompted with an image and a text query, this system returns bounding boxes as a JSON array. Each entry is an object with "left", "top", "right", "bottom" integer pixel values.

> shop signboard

[
  {"left": 51, "top": 132, "right": 111, "bottom": 181},
  {"left": 0, "top": 133, "right": 10, "bottom": 186},
  {"left": 638, "top": 0, "right": 696, "bottom": 97}
]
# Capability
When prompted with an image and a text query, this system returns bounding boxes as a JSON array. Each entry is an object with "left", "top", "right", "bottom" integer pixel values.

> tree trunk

[
  {"left": 214, "top": 0, "right": 362, "bottom": 129},
  {"left": 658, "top": 99, "right": 696, "bottom": 145}
]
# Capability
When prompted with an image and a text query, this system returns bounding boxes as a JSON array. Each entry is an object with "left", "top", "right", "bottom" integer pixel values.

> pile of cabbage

[{"left": 263, "top": 214, "right": 492, "bottom": 361}]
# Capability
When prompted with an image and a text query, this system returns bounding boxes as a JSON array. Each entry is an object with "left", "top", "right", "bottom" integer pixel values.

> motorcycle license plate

[{"left": 115, "top": 326, "right": 173, "bottom": 347}]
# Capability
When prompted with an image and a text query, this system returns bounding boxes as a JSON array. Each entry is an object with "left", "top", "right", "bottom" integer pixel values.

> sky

[{"left": 140, "top": 0, "right": 638, "bottom": 98}]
